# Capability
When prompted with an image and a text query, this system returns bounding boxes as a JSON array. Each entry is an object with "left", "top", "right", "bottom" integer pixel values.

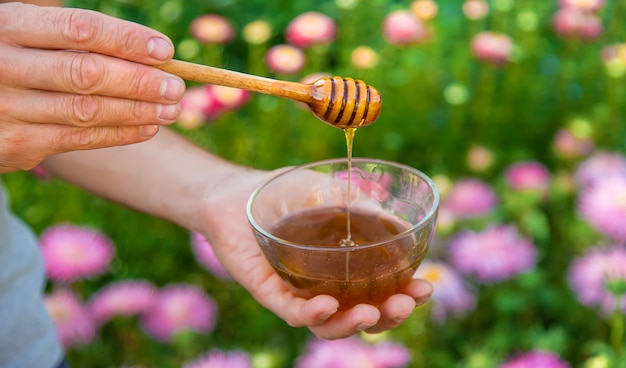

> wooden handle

[{"left": 156, "top": 59, "right": 314, "bottom": 104}]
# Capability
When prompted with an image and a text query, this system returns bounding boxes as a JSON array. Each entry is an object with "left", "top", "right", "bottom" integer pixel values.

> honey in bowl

[
  {"left": 246, "top": 158, "right": 439, "bottom": 311},
  {"left": 270, "top": 206, "right": 428, "bottom": 310}
]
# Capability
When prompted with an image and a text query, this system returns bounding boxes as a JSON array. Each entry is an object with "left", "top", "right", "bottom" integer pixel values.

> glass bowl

[{"left": 246, "top": 158, "right": 439, "bottom": 310}]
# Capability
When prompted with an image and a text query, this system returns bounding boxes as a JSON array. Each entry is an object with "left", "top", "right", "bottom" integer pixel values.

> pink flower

[
  {"left": 552, "top": 128, "right": 594, "bottom": 159},
  {"left": 141, "top": 284, "right": 217, "bottom": 342},
  {"left": 501, "top": 350, "right": 571, "bottom": 368},
  {"left": 40, "top": 224, "right": 114, "bottom": 283},
  {"left": 44, "top": 289, "right": 96, "bottom": 349},
  {"left": 578, "top": 177, "right": 626, "bottom": 241},
  {"left": 30, "top": 165, "right": 53, "bottom": 180},
  {"left": 449, "top": 225, "right": 537, "bottom": 283},
  {"left": 210, "top": 85, "right": 251, "bottom": 111},
  {"left": 87, "top": 280, "right": 157, "bottom": 326},
  {"left": 191, "top": 232, "right": 231, "bottom": 279},
  {"left": 178, "top": 85, "right": 249, "bottom": 129},
  {"left": 265, "top": 44, "right": 306, "bottom": 74},
  {"left": 414, "top": 260, "right": 476, "bottom": 323},
  {"left": 470, "top": 31, "right": 513, "bottom": 66},
  {"left": 462, "top": 0, "right": 489, "bottom": 20},
  {"left": 552, "top": 7, "right": 603, "bottom": 41},
  {"left": 183, "top": 349, "right": 252, "bottom": 368},
  {"left": 296, "top": 336, "right": 410, "bottom": 368},
  {"left": 286, "top": 11, "right": 337, "bottom": 49},
  {"left": 574, "top": 151, "right": 626, "bottom": 188},
  {"left": 579, "top": 13, "right": 603, "bottom": 40},
  {"left": 190, "top": 14, "right": 234, "bottom": 44},
  {"left": 504, "top": 161, "right": 551, "bottom": 197},
  {"left": 568, "top": 245, "right": 626, "bottom": 315},
  {"left": 382, "top": 10, "right": 429, "bottom": 46},
  {"left": 178, "top": 86, "right": 221, "bottom": 129},
  {"left": 335, "top": 169, "right": 393, "bottom": 203},
  {"left": 441, "top": 179, "right": 498, "bottom": 218},
  {"left": 559, "top": 0, "right": 605, "bottom": 13},
  {"left": 552, "top": 7, "right": 586, "bottom": 38}
]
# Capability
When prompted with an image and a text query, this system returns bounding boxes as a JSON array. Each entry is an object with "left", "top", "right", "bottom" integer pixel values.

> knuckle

[
  {"left": 68, "top": 53, "right": 104, "bottom": 93},
  {"left": 131, "top": 70, "right": 153, "bottom": 97},
  {"left": 66, "top": 128, "right": 95, "bottom": 147},
  {"left": 65, "top": 127, "right": 141, "bottom": 149},
  {"left": 69, "top": 95, "right": 101, "bottom": 126},
  {"left": 121, "top": 29, "right": 141, "bottom": 55},
  {"left": 114, "top": 126, "right": 142, "bottom": 143},
  {"left": 126, "top": 100, "right": 146, "bottom": 121},
  {"left": 63, "top": 9, "right": 99, "bottom": 46}
]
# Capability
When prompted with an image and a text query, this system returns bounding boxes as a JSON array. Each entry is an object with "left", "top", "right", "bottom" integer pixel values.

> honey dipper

[{"left": 157, "top": 59, "right": 382, "bottom": 129}]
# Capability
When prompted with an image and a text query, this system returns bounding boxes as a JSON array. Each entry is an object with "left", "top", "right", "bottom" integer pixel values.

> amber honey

[{"left": 269, "top": 206, "right": 427, "bottom": 310}]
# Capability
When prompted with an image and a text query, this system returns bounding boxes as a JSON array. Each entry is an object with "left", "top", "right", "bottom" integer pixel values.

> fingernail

[
  {"left": 140, "top": 125, "right": 159, "bottom": 137},
  {"left": 156, "top": 103, "right": 179, "bottom": 120},
  {"left": 160, "top": 78, "right": 185, "bottom": 101},
  {"left": 147, "top": 37, "right": 173, "bottom": 60},
  {"left": 318, "top": 310, "right": 336, "bottom": 321},
  {"left": 395, "top": 313, "right": 413, "bottom": 323},
  {"left": 357, "top": 322, "right": 376, "bottom": 331}
]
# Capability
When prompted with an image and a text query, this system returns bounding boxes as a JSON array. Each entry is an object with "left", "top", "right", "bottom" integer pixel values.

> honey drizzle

[{"left": 339, "top": 127, "right": 357, "bottom": 248}]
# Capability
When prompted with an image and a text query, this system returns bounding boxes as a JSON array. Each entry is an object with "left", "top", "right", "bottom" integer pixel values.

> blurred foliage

[{"left": 3, "top": 0, "right": 626, "bottom": 367}]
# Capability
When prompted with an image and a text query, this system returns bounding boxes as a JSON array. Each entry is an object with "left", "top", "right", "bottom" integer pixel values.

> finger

[
  {"left": 1, "top": 3, "right": 174, "bottom": 63},
  {"left": 364, "top": 294, "right": 416, "bottom": 334},
  {"left": 0, "top": 47, "right": 185, "bottom": 103},
  {"left": 52, "top": 124, "right": 161, "bottom": 151},
  {"left": 363, "top": 279, "right": 433, "bottom": 334},
  {"left": 0, "top": 122, "right": 159, "bottom": 171},
  {"left": 405, "top": 278, "right": 434, "bottom": 305},
  {"left": 3, "top": 89, "right": 180, "bottom": 126},
  {"left": 283, "top": 295, "right": 340, "bottom": 327},
  {"left": 309, "top": 304, "right": 381, "bottom": 340},
  {"left": 244, "top": 270, "right": 340, "bottom": 328}
]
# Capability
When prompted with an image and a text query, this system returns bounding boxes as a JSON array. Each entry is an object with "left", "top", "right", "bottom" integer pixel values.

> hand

[
  {"left": 0, "top": 3, "right": 185, "bottom": 173},
  {"left": 196, "top": 167, "right": 433, "bottom": 340}
]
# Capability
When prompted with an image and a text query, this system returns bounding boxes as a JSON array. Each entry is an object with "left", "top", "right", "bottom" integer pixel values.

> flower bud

[
  {"left": 242, "top": 20, "right": 272, "bottom": 45},
  {"left": 553, "top": 128, "right": 594, "bottom": 159},
  {"left": 466, "top": 145, "right": 494, "bottom": 172},
  {"left": 552, "top": 7, "right": 603, "bottom": 41},
  {"left": 470, "top": 31, "right": 513, "bottom": 66},
  {"left": 265, "top": 44, "right": 306, "bottom": 74},
  {"left": 210, "top": 85, "right": 251, "bottom": 110},
  {"left": 190, "top": 14, "right": 234, "bottom": 44},
  {"left": 559, "top": 0, "right": 605, "bottom": 13},
  {"left": 350, "top": 46, "right": 379, "bottom": 69},
  {"left": 463, "top": 0, "right": 489, "bottom": 20},
  {"left": 382, "top": 10, "right": 430, "bottom": 46},
  {"left": 286, "top": 11, "right": 337, "bottom": 49},
  {"left": 410, "top": 0, "right": 438, "bottom": 21},
  {"left": 504, "top": 161, "right": 551, "bottom": 198}
]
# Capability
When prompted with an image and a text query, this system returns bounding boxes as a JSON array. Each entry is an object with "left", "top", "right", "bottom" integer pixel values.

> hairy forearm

[{"left": 41, "top": 128, "right": 250, "bottom": 231}]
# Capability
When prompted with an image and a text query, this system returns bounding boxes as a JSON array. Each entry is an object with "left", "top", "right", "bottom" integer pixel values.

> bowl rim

[{"left": 246, "top": 157, "right": 440, "bottom": 251}]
